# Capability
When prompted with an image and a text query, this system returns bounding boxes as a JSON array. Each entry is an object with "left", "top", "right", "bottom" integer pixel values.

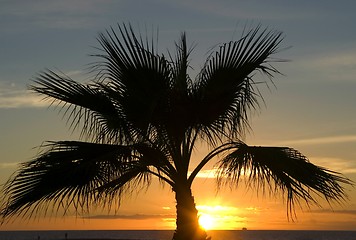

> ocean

[{"left": 0, "top": 230, "right": 355, "bottom": 240}]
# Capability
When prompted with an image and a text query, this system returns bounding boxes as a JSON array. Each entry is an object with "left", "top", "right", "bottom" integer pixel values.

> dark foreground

[{"left": 1, "top": 230, "right": 356, "bottom": 240}]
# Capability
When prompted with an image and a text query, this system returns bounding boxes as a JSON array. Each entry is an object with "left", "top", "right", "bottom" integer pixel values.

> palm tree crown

[{"left": 1, "top": 23, "right": 352, "bottom": 240}]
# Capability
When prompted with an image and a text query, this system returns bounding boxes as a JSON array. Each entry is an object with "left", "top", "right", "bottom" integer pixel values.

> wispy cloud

[
  {"left": 279, "top": 135, "right": 356, "bottom": 146},
  {"left": 191, "top": 167, "right": 252, "bottom": 179},
  {"left": 309, "top": 157, "right": 356, "bottom": 174},
  {"left": 0, "top": 70, "right": 86, "bottom": 109},
  {"left": 311, "top": 209, "right": 356, "bottom": 215},
  {"left": 197, "top": 205, "right": 240, "bottom": 212},
  {"left": 82, "top": 213, "right": 175, "bottom": 220},
  {"left": 192, "top": 168, "right": 218, "bottom": 179},
  {"left": 0, "top": 87, "right": 47, "bottom": 109},
  {"left": 0, "top": 162, "right": 19, "bottom": 169},
  {"left": 0, "top": 0, "right": 116, "bottom": 31},
  {"left": 275, "top": 134, "right": 356, "bottom": 173},
  {"left": 299, "top": 49, "right": 356, "bottom": 82},
  {"left": 311, "top": 49, "right": 356, "bottom": 69},
  {"left": 166, "top": 0, "right": 321, "bottom": 21}
]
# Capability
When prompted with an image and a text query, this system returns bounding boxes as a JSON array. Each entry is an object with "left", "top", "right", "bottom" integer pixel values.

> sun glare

[
  {"left": 196, "top": 205, "right": 247, "bottom": 230},
  {"left": 199, "top": 214, "right": 215, "bottom": 230}
]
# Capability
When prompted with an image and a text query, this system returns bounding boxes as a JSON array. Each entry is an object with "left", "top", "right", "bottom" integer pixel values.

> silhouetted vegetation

[{"left": 1, "top": 23, "right": 353, "bottom": 240}]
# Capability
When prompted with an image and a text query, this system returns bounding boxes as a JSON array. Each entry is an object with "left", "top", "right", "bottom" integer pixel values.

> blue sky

[{"left": 1, "top": 0, "right": 356, "bottom": 230}]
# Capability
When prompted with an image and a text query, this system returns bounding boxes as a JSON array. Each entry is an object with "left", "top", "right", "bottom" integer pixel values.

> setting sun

[
  {"left": 196, "top": 205, "right": 249, "bottom": 230},
  {"left": 199, "top": 214, "right": 215, "bottom": 230}
]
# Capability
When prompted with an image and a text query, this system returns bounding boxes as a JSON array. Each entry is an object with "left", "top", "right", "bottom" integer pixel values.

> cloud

[
  {"left": 311, "top": 50, "right": 356, "bottom": 69},
  {"left": 191, "top": 167, "right": 252, "bottom": 179},
  {"left": 197, "top": 205, "right": 240, "bottom": 212},
  {"left": 0, "top": 70, "right": 85, "bottom": 109},
  {"left": 190, "top": 167, "right": 233, "bottom": 179},
  {"left": 0, "top": 162, "right": 19, "bottom": 169},
  {"left": 0, "top": 87, "right": 47, "bottom": 109},
  {"left": 280, "top": 135, "right": 356, "bottom": 146},
  {"left": 309, "top": 157, "right": 356, "bottom": 174},
  {"left": 311, "top": 209, "right": 356, "bottom": 215},
  {"left": 82, "top": 213, "right": 175, "bottom": 220},
  {"left": 276, "top": 135, "right": 356, "bottom": 173},
  {"left": 0, "top": 0, "right": 117, "bottom": 31},
  {"left": 165, "top": 0, "right": 321, "bottom": 21},
  {"left": 192, "top": 168, "right": 218, "bottom": 179},
  {"left": 298, "top": 49, "right": 356, "bottom": 82}
]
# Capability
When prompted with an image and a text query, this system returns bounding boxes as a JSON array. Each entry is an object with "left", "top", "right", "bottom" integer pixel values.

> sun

[{"left": 199, "top": 214, "right": 215, "bottom": 230}]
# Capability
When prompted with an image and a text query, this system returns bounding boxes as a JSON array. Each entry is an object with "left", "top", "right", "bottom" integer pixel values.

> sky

[{"left": 1, "top": 0, "right": 356, "bottom": 231}]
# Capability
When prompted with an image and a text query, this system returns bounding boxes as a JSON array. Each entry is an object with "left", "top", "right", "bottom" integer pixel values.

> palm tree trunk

[{"left": 172, "top": 183, "right": 209, "bottom": 240}]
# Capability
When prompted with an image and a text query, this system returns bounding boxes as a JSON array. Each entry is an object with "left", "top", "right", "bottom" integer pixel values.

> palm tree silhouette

[{"left": 1, "top": 23, "right": 352, "bottom": 240}]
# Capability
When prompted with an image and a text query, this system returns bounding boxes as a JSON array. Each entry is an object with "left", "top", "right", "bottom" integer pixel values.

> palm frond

[
  {"left": 217, "top": 141, "right": 353, "bottom": 218},
  {"left": 95, "top": 141, "right": 177, "bottom": 205},
  {"left": 164, "top": 33, "right": 199, "bottom": 152},
  {"left": 193, "top": 26, "right": 284, "bottom": 142},
  {"left": 3, "top": 22, "right": 352, "bottom": 229},
  {"left": 0, "top": 141, "right": 151, "bottom": 219},
  {"left": 169, "top": 32, "right": 193, "bottom": 93},
  {"left": 95, "top": 162, "right": 151, "bottom": 198},
  {"left": 91, "top": 23, "right": 173, "bottom": 134},
  {"left": 30, "top": 71, "right": 131, "bottom": 143}
]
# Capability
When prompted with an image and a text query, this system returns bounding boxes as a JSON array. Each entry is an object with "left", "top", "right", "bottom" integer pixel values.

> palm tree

[{"left": 0, "top": 23, "right": 352, "bottom": 240}]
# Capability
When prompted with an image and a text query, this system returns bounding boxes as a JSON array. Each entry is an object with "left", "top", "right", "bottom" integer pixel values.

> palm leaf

[
  {"left": 0, "top": 141, "right": 151, "bottom": 219},
  {"left": 166, "top": 33, "right": 193, "bottom": 133},
  {"left": 217, "top": 141, "right": 352, "bottom": 218},
  {"left": 30, "top": 71, "right": 130, "bottom": 143},
  {"left": 169, "top": 32, "right": 194, "bottom": 95},
  {"left": 193, "top": 26, "right": 284, "bottom": 142},
  {"left": 2, "top": 22, "right": 352, "bottom": 231},
  {"left": 92, "top": 23, "right": 173, "bottom": 134}
]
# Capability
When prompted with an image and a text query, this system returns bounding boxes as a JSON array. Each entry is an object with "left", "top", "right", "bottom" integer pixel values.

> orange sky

[
  {"left": 1, "top": 0, "right": 356, "bottom": 232},
  {"left": 1, "top": 175, "right": 355, "bottom": 231}
]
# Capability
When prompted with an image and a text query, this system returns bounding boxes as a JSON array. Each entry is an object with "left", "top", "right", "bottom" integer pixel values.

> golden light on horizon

[
  {"left": 197, "top": 205, "right": 247, "bottom": 230},
  {"left": 199, "top": 214, "right": 215, "bottom": 230}
]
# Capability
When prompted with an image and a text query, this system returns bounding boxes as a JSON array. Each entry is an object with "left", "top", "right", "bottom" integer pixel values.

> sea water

[{"left": 0, "top": 230, "right": 355, "bottom": 240}]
